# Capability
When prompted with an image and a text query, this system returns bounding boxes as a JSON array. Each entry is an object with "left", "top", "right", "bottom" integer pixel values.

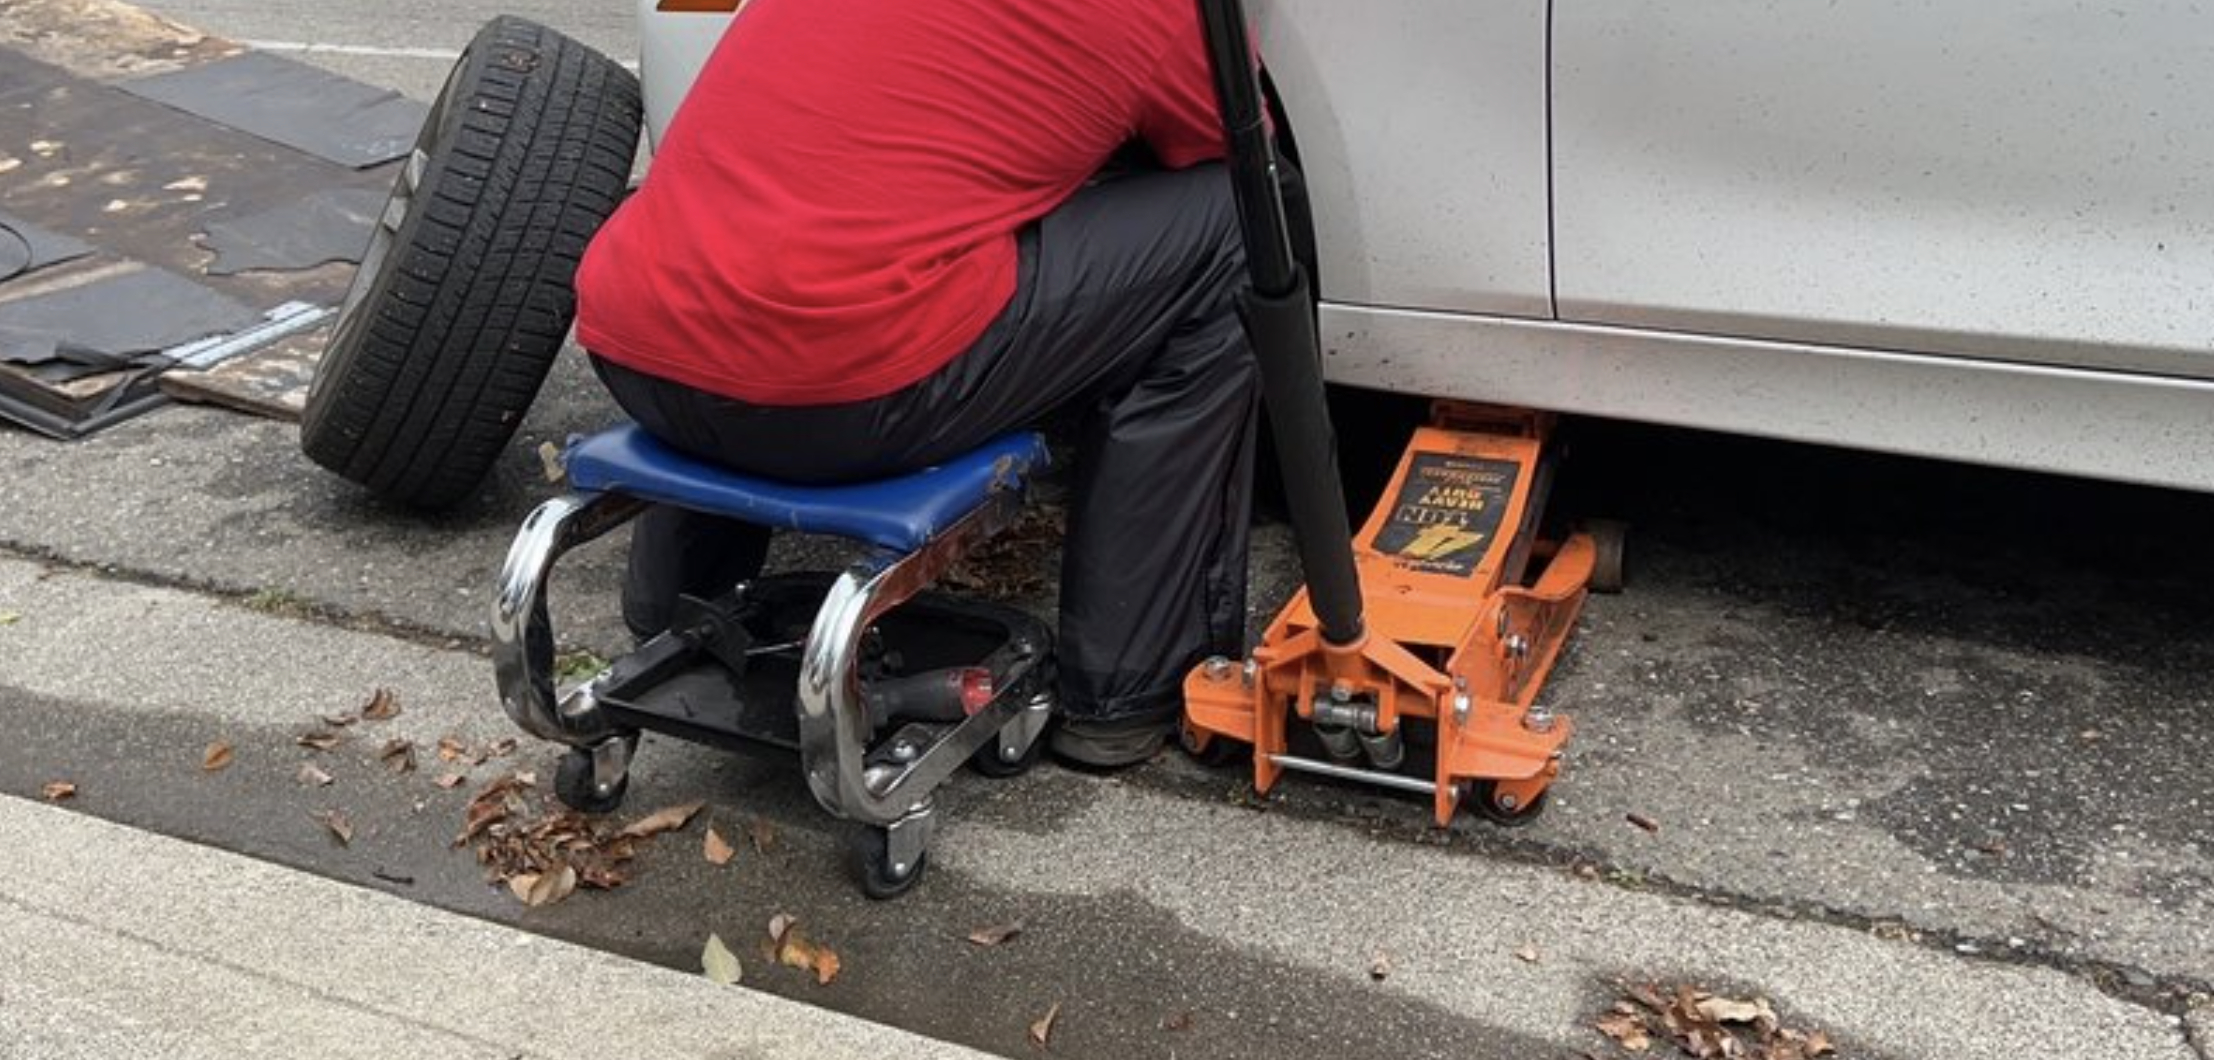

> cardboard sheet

[
  {"left": 199, "top": 187, "right": 386, "bottom": 276},
  {"left": 0, "top": 14, "right": 413, "bottom": 437},
  {"left": 119, "top": 50, "right": 428, "bottom": 169},
  {"left": 0, "top": 211, "right": 95, "bottom": 282}
]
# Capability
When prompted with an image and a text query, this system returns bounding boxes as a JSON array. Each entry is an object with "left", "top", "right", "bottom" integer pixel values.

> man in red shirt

[{"left": 575, "top": 0, "right": 1260, "bottom": 766}]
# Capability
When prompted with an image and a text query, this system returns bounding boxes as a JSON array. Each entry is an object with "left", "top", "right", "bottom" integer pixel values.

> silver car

[{"left": 300, "top": 2, "right": 2214, "bottom": 507}]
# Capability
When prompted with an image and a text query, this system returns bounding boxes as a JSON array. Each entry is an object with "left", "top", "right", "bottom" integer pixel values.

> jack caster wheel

[
  {"left": 1179, "top": 724, "right": 1251, "bottom": 768},
  {"left": 1585, "top": 519, "right": 1629, "bottom": 594},
  {"left": 852, "top": 828, "right": 928, "bottom": 900},
  {"left": 1465, "top": 780, "right": 1549, "bottom": 827},
  {"left": 554, "top": 747, "right": 628, "bottom": 814},
  {"left": 969, "top": 727, "right": 1047, "bottom": 779}
]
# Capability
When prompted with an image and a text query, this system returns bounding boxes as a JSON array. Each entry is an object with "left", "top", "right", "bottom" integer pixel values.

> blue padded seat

[{"left": 564, "top": 424, "right": 1049, "bottom": 554}]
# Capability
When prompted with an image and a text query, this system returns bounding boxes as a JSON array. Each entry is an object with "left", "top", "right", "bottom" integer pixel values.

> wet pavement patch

[{"left": 0, "top": 689, "right": 1563, "bottom": 1060}]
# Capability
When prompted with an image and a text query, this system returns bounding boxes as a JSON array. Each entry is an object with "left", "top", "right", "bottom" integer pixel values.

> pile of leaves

[
  {"left": 454, "top": 772, "right": 705, "bottom": 907},
  {"left": 1594, "top": 981, "right": 1837, "bottom": 1059},
  {"left": 942, "top": 501, "right": 1064, "bottom": 598}
]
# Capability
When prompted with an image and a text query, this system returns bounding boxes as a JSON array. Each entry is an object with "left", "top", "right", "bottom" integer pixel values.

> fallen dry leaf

[
  {"left": 1626, "top": 812, "right": 1661, "bottom": 833},
  {"left": 312, "top": 809, "right": 354, "bottom": 846},
  {"left": 1028, "top": 1002, "right": 1062, "bottom": 1048},
  {"left": 435, "top": 773, "right": 467, "bottom": 790},
  {"left": 1804, "top": 1031, "right": 1834, "bottom": 1056},
  {"left": 41, "top": 780, "right": 76, "bottom": 801},
  {"left": 1515, "top": 943, "right": 1541, "bottom": 963},
  {"left": 296, "top": 764, "right": 335, "bottom": 787},
  {"left": 538, "top": 440, "right": 567, "bottom": 484},
  {"left": 296, "top": 732, "right": 342, "bottom": 752},
  {"left": 704, "top": 827, "right": 737, "bottom": 866},
  {"left": 379, "top": 738, "right": 417, "bottom": 774},
  {"left": 701, "top": 933, "right": 743, "bottom": 985},
  {"left": 1161, "top": 1010, "right": 1195, "bottom": 1032},
  {"left": 1368, "top": 953, "right": 1392, "bottom": 982},
  {"left": 360, "top": 688, "right": 401, "bottom": 721},
  {"left": 0, "top": 610, "right": 21, "bottom": 625},
  {"left": 509, "top": 864, "right": 578, "bottom": 907},
  {"left": 747, "top": 815, "right": 780, "bottom": 854},
  {"left": 766, "top": 914, "right": 842, "bottom": 985},
  {"left": 1597, "top": 1010, "right": 1651, "bottom": 1051},
  {"left": 1626, "top": 982, "right": 1670, "bottom": 1013},
  {"left": 618, "top": 801, "right": 705, "bottom": 839},
  {"left": 320, "top": 711, "right": 358, "bottom": 728},
  {"left": 1694, "top": 994, "right": 1775, "bottom": 1027},
  {"left": 967, "top": 921, "right": 1025, "bottom": 947},
  {"left": 574, "top": 856, "right": 634, "bottom": 890},
  {"left": 456, "top": 773, "right": 534, "bottom": 844},
  {"left": 202, "top": 741, "right": 235, "bottom": 772},
  {"left": 458, "top": 799, "right": 510, "bottom": 844},
  {"left": 471, "top": 770, "right": 533, "bottom": 799},
  {"left": 437, "top": 736, "right": 469, "bottom": 762},
  {"left": 810, "top": 949, "right": 843, "bottom": 986}
]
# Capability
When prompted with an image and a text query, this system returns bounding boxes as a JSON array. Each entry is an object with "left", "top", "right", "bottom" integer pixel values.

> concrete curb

[{"left": 1, "top": 796, "right": 991, "bottom": 1060}]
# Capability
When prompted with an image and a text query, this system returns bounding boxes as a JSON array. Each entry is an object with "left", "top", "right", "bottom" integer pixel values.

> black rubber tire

[
  {"left": 300, "top": 16, "right": 641, "bottom": 510},
  {"left": 852, "top": 829, "right": 928, "bottom": 900},
  {"left": 1585, "top": 518, "right": 1630, "bottom": 594},
  {"left": 1465, "top": 780, "right": 1549, "bottom": 827},
  {"left": 969, "top": 724, "right": 1049, "bottom": 779},
  {"left": 553, "top": 748, "right": 627, "bottom": 815},
  {"left": 1179, "top": 724, "right": 1252, "bottom": 768}
]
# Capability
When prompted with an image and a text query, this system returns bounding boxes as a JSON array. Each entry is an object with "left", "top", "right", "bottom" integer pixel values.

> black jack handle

[{"left": 1198, "top": 0, "right": 1365, "bottom": 647}]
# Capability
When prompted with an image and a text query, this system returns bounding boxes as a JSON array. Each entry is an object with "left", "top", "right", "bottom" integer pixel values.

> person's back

[{"left": 577, "top": 0, "right": 1220, "bottom": 407}]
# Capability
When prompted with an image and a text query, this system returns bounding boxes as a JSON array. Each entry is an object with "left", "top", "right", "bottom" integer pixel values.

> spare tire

[{"left": 301, "top": 16, "right": 641, "bottom": 509}]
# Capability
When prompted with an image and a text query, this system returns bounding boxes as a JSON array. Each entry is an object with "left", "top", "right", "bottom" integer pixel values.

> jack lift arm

[{"left": 1187, "top": 0, "right": 1609, "bottom": 825}]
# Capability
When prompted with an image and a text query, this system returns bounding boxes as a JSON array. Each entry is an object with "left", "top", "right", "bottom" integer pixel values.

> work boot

[{"left": 1048, "top": 712, "right": 1174, "bottom": 769}]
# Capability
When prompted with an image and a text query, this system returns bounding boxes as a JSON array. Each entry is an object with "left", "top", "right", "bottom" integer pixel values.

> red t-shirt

[{"left": 575, "top": 0, "right": 1228, "bottom": 406}]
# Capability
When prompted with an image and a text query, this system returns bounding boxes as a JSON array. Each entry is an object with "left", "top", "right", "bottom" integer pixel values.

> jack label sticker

[{"left": 1368, "top": 452, "right": 1519, "bottom": 578}]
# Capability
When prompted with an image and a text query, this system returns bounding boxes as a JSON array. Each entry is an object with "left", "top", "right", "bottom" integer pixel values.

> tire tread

[{"left": 300, "top": 16, "right": 641, "bottom": 509}]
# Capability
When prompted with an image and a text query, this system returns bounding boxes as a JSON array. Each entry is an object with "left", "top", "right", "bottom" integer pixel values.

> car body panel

[
  {"left": 636, "top": 0, "right": 726, "bottom": 152},
  {"left": 1322, "top": 306, "right": 2214, "bottom": 493},
  {"left": 1552, "top": 0, "right": 2214, "bottom": 380},
  {"left": 1257, "top": 0, "right": 1552, "bottom": 318}
]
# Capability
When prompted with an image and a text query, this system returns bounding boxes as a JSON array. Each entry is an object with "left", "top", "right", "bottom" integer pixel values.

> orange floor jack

[
  {"left": 1182, "top": 404, "right": 1620, "bottom": 825},
  {"left": 1184, "top": 0, "right": 1616, "bottom": 825}
]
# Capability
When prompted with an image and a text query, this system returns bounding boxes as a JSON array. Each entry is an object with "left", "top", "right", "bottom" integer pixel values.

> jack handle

[{"left": 1199, "top": 0, "right": 1365, "bottom": 647}]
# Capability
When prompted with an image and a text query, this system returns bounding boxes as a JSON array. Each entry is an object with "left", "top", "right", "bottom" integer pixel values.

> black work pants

[{"left": 591, "top": 164, "right": 1259, "bottom": 724}]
